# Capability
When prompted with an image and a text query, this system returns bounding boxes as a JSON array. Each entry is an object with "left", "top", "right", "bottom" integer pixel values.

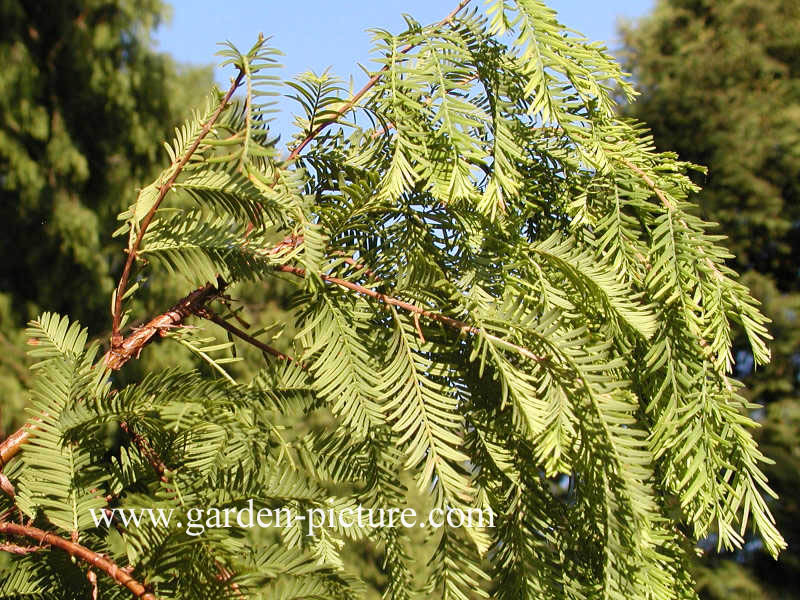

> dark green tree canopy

[
  {"left": 0, "top": 0, "right": 211, "bottom": 327},
  {"left": 621, "top": 0, "right": 800, "bottom": 286},
  {"left": 0, "top": 1, "right": 788, "bottom": 599},
  {"left": 0, "top": 0, "right": 213, "bottom": 434},
  {"left": 621, "top": 1, "right": 800, "bottom": 597}
]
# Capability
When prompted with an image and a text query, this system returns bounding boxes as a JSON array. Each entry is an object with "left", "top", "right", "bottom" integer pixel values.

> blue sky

[{"left": 154, "top": 0, "right": 653, "bottom": 140}]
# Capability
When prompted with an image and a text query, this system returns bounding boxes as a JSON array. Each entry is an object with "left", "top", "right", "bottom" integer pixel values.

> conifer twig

[
  {"left": 0, "top": 421, "right": 36, "bottom": 470},
  {"left": 111, "top": 70, "right": 245, "bottom": 347},
  {"left": 0, "top": 541, "right": 47, "bottom": 555},
  {"left": 620, "top": 158, "right": 674, "bottom": 210},
  {"left": 119, "top": 421, "right": 168, "bottom": 483},
  {"left": 197, "top": 308, "right": 299, "bottom": 366},
  {"left": 1, "top": 285, "right": 224, "bottom": 466},
  {"left": 0, "top": 521, "right": 156, "bottom": 599},
  {"left": 0, "top": 472, "right": 15, "bottom": 499},
  {"left": 275, "top": 264, "right": 547, "bottom": 362},
  {"left": 105, "top": 283, "right": 221, "bottom": 370},
  {"left": 265, "top": 238, "right": 546, "bottom": 361}
]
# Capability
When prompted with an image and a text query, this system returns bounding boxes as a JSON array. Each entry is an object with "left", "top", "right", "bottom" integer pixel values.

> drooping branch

[
  {"left": 286, "top": 0, "right": 472, "bottom": 160},
  {"left": 3, "top": 232, "right": 547, "bottom": 470},
  {"left": 621, "top": 156, "right": 732, "bottom": 373},
  {"left": 621, "top": 156, "right": 727, "bottom": 282},
  {"left": 111, "top": 70, "right": 245, "bottom": 346},
  {"left": 0, "top": 521, "right": 156, "bottom": 600}
]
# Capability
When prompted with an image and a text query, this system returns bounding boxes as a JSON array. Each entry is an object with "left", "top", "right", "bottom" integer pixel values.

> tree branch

[
  {"left": 119, "top": 418, "right": 243, "bottom": 598},
  {"left": 0, "top": 541, "right": 47, "bottom": 555},
  {"left": 275, "top": 264, "right": 547, "bottom": 363},
  {"left": 111, "top": 70, "right": 245, "bottom": 346},
  {"left": 3, "top": 226, "right": 546, "bottom": 470},
  {"left": 0, "top": 472, "right": 15, "bottom": 499},
  {"left": 0, "top": 421, "right": 36, "bottom": 470},
  {"left": 620, "top": 158, "right": 675, "bottom": 210},
  {"left": 105, "top": 283, "right": 221, "bottom": 370},
  {"left": 119, "top": 421, "right": 168, "bottom": 483},
  {"left": 286, "top": 0, "right": 472, "bottom": 160},
  {"left": 0, "top": 521, "right": 156, "bottom": 600},
  {"left": 198, "top": 309, "right": 300, "bottom": 366},
  {"left": 1, "top": 284, "right": 223, "bottom": 470}
]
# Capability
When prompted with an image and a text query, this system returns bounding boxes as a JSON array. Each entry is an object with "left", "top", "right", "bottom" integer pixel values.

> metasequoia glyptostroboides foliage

[{"left": 0, "top": 1, "right": 783, "bottom": 598}]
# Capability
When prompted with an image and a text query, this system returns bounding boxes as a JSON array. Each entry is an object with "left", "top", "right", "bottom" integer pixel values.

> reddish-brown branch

[
  {"left": 105, "top": 284, "right": 221, "bottom": 370},
  {"left": 0, "top": 541, "right": 47, "bottom": 555},
  {"left": 111, "top": 71, "right": 245, "bottom": 346},
  {"left": 332, "top": 252, "right": 380, "bottom": 280},
  {"left": 1, "top": 284, "right": 218, "bottom": 483},
  {"left": 0, "top": 521, "right": 156, "bottom": 599},
  {"left": 286, "top": 0, "right": 472, "bottom": 160},
  {"left": 4, "top": 233, "right": 544, "bottom": 468},
  {"left": 0, "top": 284, "right": 222, "bottom": 471},
  {"left": 88, "top": 569, "right": 99, "bottom": 600},
  {"left": 0, "top": 472, "right": 15, "bottom": 499},
  {"left": 0, "top": 420, "right": 37, "bottom": 470},
  {"left": 275, "top": 264, "right": 547, "bottom": 362}
]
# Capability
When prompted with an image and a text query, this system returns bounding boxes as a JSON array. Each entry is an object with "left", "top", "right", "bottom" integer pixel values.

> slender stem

[
  {"left": 620, "top": 158, "right": 674, "bottom": 210},
  {"left": 275, "top": 264, "right": 547, "bottom": 363},
  {"left": 0, "top": 521, "right": 156, "bottom": 600},
  {"left": 332, "top": 251, "right": 380, "bottom": 280},
  {"left": 88, "top": 569, "right": 99, "bottom": 600},
  {"left": 286, "top": 0, "right": 472, "bottom": 160},
  {"left": 201, "top": 310, "right": 299, "bottom": 366},
  {"left": 0, "top": 472, "right": 15, "bottom": 499},
  {"left": 111, "top": 71, "right": 245, "bottom": 346},
  {"left": 119, "top": 417, "right": 243, "bottom": 598},
  {"left": 0, "top": 541, "right": 46, "bottom": 555},
  {"left": 119, "top": 422, "right": 168, "bottom": 483}
]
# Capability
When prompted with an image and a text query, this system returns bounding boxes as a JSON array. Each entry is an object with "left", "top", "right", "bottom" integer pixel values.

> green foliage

[
  {"left": 15, "top": 314, "right": 109, "bottom": 533},
  {"left": 621, "top": 0, "right": 800, "bottom": 596},
  {"left": 0, "top": 1, "right": 789, "bottom": 599}
]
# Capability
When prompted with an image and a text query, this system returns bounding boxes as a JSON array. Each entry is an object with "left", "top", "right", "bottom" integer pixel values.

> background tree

[
  {"left": 0, "top": 0, "right": 214, "bottom": 432},
  {"left": 0, "top": 0, "right": 788, "bottom": 598},
  {"left": 620, "top": 1, "right": 800, "bottom": 597}
]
